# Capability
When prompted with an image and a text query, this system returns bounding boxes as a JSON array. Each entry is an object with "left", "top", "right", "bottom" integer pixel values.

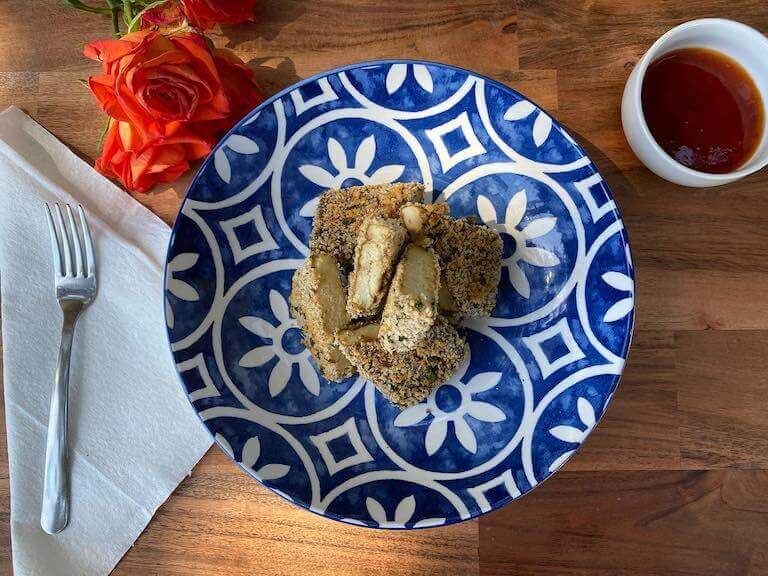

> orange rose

[
  {"left": 179, "top": 0, "right": 257, "bottom": 30},
  {"left": 85, "top": 30, "right": 230, "bottom": 139},
  {"left": 95, "top": 120, "right": 212, "bottom": 193},
  {"left": 85, "top": 27, "right": 263, "bottom": 192}
]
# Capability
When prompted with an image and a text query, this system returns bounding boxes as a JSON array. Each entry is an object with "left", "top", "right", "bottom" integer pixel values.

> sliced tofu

[
  {"left": 379, "top": 244, "right": 440, "bottom": 353},
  {"left": 289, "top": 252, "right": 354, "bottom": 381},
  {"left": 337, "top": 318, "right": 466, "bottom": 408},
  {"left": 400, "top": 202, "right": 450, "bottom": 246},
  {"left": 347, "top": 217, "right": 407, "bottom": 319},
  {"left": 309, "top": 182, "right": 423, "bottom": 267},
  {"left": 419, "top": 214, "right": 503, "bottom": 317}
]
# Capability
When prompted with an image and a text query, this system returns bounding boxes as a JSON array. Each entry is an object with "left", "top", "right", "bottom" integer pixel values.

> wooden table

[{"left": 1, "top": 1, "right": 767, "bottom": 574}]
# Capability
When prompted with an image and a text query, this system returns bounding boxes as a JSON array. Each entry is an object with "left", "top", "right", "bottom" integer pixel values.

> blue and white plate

[{"left": 165, "top": 60, "right": 634, "bottom": 528}]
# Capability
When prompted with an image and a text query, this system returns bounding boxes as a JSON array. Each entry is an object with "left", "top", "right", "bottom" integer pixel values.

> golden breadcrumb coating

[
  {"left": 419, "top": 213, "right": 502, "bottom": 317},
  {"left": 347, "top": 216, "right": 407, "bottom": 319},
  {"left": 379, "top": 244, "right": 440, "bottom": 352},
  {"left": 309, "top": 182, "right": 423, "bottom": 267},
  {"left": 337, "top": 318, "right": 466, "bottom": 407},
  {"left": 289, "top": 252, "right": 354, "bottom": 381},
  {"left": 400, "top": 202, "right": 450, "bottom": 245}
]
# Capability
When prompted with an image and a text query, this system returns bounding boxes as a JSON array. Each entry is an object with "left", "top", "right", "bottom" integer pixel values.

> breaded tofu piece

[
  {"left": 421, "top": 214, "right": 503, "bottom": 317},
  {"left": 309, "top": 182, "right": 423, "bottom": 267},
  {"left": 438, "top": 272, "right": 464, "bottom": 323},
  {"left": 337, "top": 318, "right": 466, "bottom": 408},
  {"left": 347, "top": 216, "right": 407, "bottom": 319},
  {"left": 400, "top": 202, "right": 450, "bottom": 245},
  {"left": 379, "top": 244, "right": 440, "bottom": 352},
  {"left": 289, "top": 252, "right": 354, "bottom": 381}
]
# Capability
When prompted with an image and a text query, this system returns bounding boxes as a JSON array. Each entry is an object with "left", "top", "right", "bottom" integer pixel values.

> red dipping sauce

[{"left": 641, "top": 47, "right": 764, "bottom": 174}]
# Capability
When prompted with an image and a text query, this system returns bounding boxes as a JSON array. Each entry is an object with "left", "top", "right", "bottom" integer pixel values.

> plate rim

[{"left": 164, "top": 58, "right": 636, "bottom": 529}]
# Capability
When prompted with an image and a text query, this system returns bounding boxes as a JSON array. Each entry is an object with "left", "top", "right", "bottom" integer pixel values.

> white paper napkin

[{"left": 0, "top": 106, "right": 212, "bottom": 576}]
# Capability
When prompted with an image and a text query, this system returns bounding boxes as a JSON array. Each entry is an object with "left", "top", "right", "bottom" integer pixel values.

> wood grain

[
  {"left": 0, "top": 0, "right": 767, "bottom": 575},
  {"left": 480, "top": 471, "right": 768, "bottom": 575}
]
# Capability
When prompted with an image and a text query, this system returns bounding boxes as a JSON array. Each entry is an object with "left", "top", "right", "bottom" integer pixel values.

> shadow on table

[
  {"left": 246, "top": 56, "right": 302, "bottom": 97},
  {"left": 220, "top": 0, "right": 308, "bottom": 45},
  {"left": 566, "top": 126, "right": 638, "bottom": 202}
]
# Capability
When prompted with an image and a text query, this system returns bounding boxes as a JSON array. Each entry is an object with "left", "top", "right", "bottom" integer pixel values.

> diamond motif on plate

[
  {"left": 425, "top": 111, "right": 486, "bottom": 172},
  {"left": 290, "top": 77, "right": 338, "bottom": 116},
  {"left": 220, "top": 205, "right": 278, "bottom": 264},
  {"left": 467, "top": 470, "right": 521, "bottom": 513},
  {"left": 522, "top": 318, "right": 585, "bottom": 379},
  {"left": 309, "top": 417, "right": 374, "bottom": 475},
  {"left": 574, "top": 173, "right": 616, "bottom": 222},
  {"left": 177, "top": 353, "right": 219, "bottom": 402}
]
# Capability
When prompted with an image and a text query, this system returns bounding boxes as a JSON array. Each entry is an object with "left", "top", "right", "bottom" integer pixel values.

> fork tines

[{"left": 44, "top": 203, "right": 95, "bottom": 279}]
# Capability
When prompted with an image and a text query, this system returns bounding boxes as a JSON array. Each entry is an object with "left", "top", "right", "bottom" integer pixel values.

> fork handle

[{"left": 41, "top": 304, "right": 80, "bottom": 534}]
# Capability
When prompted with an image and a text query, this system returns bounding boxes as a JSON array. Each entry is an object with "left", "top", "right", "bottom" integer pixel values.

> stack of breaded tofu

[{"left": 290, "top": 182, "right": 503, "bottom": 408}]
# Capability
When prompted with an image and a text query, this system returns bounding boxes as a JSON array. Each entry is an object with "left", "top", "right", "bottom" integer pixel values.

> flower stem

[
  {"left": 104, "top": 0, "right": 121, "bottom": 36},
  {"left": 98, "top": 118, "right": 111, "bottom": 148},
  {"left": 122, "top": 0, "right": 133, "bottom": 26}
]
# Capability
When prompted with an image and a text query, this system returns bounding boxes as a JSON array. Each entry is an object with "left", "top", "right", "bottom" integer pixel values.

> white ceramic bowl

[{"left": 622, "top": 18, "right": 768, "bottom": 187}]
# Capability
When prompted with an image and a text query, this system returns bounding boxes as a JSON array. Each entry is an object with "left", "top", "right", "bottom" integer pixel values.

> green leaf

[
  {"left": 104, "top": 0, "right": 121, "bottom": 36},
  {"left": 61, "top": 0, "right": 112, "bottom": 14}
]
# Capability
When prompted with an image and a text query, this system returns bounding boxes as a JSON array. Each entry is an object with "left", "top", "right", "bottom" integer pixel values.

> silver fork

[{"left": 41, "top": 203, "right": 97, "bottom": 534}]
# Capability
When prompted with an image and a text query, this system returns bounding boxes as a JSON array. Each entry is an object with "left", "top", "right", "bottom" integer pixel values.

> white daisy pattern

[
  {"left": 394, "top": 349, "right": 505, "bottom": 456},
  {"left": 214, "top": 134, "right": 260, "bottom": 184},
  {"left": 365, "top": 495, "right": 445, "bottom": 528},
  {"left": 298, "top": 135, "right": 405, "bottom": 217},
  {"left": 503, "top": 100, "right": 553, "bottom": 147},
  {"left": 238, "top": 290, "right": 320, "bottom": 397},
  {"left": 477, "top": 191, "right": 560, "bottom": 299},
  {"left": 602, "top": 246, "right": 635, "bottom": 322},
  {"left": 165, "top": 252, "right": 200, "bottom": 329},
  {"left": 547, "top": 397, "right": 596, "bottom": 472},
  {"left": 165, "top": 62, "right": 636, "bottom": 527},
  {"left": 386, "top": 63, "right": 434, "bottom": 94},
  {"left": 217, "top": 434, "right": 290, "bottom": 481}
]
